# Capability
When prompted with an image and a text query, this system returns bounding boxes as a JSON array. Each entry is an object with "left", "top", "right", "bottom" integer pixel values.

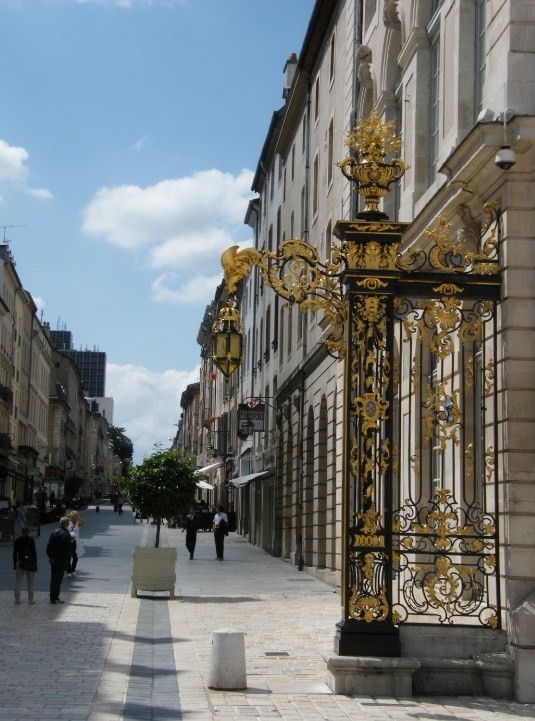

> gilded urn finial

[{"left": 337, "top": 109, "right": 408, "bottom": 219}]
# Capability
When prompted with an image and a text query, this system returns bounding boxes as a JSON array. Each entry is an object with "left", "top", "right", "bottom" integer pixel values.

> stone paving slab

[{"left": 0, "top": 505, "right": 534, "bottom": 720}]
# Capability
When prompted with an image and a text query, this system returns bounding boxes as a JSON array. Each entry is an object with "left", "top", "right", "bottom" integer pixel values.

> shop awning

[
  {"left": 196, "top": 480, "right": 214, "bottom": 490},
  {"left": 229, "top": 470, "right": 273, "bottom": 488},
  {"left": 197, "top": 461, "right": 223, "bottom": 476}
]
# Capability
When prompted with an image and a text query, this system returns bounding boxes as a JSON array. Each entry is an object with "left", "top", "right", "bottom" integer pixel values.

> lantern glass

[{"left": 212, "top": 328, "right": 242, "bottom": 377}]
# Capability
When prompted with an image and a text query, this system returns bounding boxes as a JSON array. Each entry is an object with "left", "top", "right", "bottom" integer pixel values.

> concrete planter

[{"left": 131, "top": 546, "right": 177, "bottom": 598}]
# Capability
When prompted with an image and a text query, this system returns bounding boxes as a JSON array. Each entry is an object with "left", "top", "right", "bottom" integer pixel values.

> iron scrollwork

[{"left": 392, "top": 488, "right": 498, "bottom": 627}]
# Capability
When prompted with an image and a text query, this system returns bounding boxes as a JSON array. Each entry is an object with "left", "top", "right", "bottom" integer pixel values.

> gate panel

[{"left": 391, "top": 294, "right": 500, "bottom": 627}]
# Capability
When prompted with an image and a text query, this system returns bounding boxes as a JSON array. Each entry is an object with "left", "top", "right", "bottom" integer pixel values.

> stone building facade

[
  {"left": 196, "top": 0, "right": 535, "bottom": 701},
  {"left": 0, "top": 242, "right": 113, "bottom": 510}
]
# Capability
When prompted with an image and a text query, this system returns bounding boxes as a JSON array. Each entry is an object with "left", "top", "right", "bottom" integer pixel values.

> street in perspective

[{"left": 1, "top": 503, "right": 534, "bottom": 721}]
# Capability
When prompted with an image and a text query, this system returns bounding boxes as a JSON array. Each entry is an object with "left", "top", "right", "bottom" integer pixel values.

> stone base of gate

[
  {"left": 322, "top": 653, "right": 514, "bottom": 699},
  {"left": 413, "top": 655, "right": 513, "bottom": 698},
  {"left": 322, "top": 654, "right": 419, "bottom": 696}
]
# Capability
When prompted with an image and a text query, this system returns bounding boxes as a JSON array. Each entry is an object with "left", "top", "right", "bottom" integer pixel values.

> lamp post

[{"left": 213, "top": 111, "right": 502, "bottom": 663}]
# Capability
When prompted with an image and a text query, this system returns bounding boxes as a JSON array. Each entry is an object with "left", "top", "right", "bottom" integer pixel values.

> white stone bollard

[{"left": 208, "top": 628, "right": 247, "bottom": 689}]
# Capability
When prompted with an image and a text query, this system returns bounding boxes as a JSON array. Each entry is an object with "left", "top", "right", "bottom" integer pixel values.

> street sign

[{"left": 238, "top": 403, "right": 265, "bottom": 433}]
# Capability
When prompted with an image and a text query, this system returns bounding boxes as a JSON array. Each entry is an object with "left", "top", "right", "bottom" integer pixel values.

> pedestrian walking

[
  {"left": 213, "top": 505, "right": 228, "bottom": 561},
  {"left": 117, "top": 494, "right": 124, "bottom": 515},
  {"left": 67, "top": 510, "right": 85, "bottom": 577},
  {"left": 46, "top": 516, "right": 73, "bottom": 604},
  {"left": 184, "top": 508, "right": 199, "bottom": 560},
  {"left": 13, "top": 526, "right": 37, "bottom": 605}
]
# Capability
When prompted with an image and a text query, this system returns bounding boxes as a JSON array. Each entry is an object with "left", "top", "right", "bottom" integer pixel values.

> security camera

[{"left": 495, "top": 145, "right": 516, "bottom": 170}]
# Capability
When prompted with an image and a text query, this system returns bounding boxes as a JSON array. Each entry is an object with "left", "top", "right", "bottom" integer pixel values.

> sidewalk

[{"left": 0, "top": 505, "right": 533, "bottom": 721}]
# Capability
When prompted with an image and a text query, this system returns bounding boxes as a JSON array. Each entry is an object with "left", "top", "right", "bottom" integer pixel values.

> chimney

[{"left": 283, "top": 53, "right": 298, "bottom": 100}]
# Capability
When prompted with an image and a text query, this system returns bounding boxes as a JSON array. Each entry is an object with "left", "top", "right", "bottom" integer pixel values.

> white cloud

[
  {"left": 31, "top": 295, "right": 46, "bottom": 315},
  {"left": 27, "top": 187, "right": 53, "bottom": 200},
  {"left": 82, "top": 169, "right": 253, "bottom": 250},
  {"left": 107, "top": 362, "right": 199, "bottom": 465},
  {"left": 82, "top": 168, "right": 254, "bottom": 306},
  {"left": 151, "top": 272, "right": 223, "bottom": 304},
  {"left": 129, "top": 135, "right": 148, "bottom": 153},
  {"left": 0, "top": 139, "right": 52, "bottom": 199},
  {"left": 148, "top": 227, "right": 234, "bottom": 270},
  {"left": 0, "top": 140, "right": 28, "bottom": 184}
]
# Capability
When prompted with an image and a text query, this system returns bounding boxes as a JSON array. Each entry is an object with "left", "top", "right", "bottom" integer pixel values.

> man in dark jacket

[
  {"left": 46, "top": 516, "right": 73, "bottom": 604},
  {"left": 13, "top": 526, "right": 37, "bottom": 604}
]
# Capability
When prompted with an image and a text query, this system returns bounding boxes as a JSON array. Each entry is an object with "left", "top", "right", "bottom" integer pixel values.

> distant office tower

[
  {"left": 50, "top": 330, "right": 106, "bottom": 397},
  {"left": 50, "top": 330, "right": 73, "bottom": 352}
]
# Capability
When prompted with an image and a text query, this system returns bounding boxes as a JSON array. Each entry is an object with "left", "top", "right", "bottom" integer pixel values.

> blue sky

[{"left": 0, "top": 0, "right": 315, "bottom": 462}]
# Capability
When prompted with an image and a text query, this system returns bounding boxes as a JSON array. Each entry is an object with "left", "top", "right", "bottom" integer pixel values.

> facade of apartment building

[
  {"left": 0, "top": 244, "right": 55, "bottom": 505},
  {"left": 193, "top": 0, "right": 535, "bottom": 701},
  {"left": 0, "top": 243, "right": 113, "bottom": 511}
]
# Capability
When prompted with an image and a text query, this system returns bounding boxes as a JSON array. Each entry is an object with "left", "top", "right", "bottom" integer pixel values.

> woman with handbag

[
  {"left": 13, "top": 526, "right": 37, "bottom": 605},
  {"left": 67, "top": 510, "right": 85, "bottom": 577}
]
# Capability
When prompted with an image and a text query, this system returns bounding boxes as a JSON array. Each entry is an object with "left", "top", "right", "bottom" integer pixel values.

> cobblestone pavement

[{"left": 0, "top": 505, "right": 534, "bottom": 720}]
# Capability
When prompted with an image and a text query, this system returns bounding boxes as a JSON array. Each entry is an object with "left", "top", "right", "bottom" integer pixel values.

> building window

[
  {"left": 279, "top": 307, "right": 284, "bottom": 368},
  {"left": 428, "top": 11, "right": 441, "bottom": 183},
  {"left": 325, "top": 219, "right": 332, "bottom": 263},
  {"left": 291, "top": 143, "right": 295, "bottom": 180},
  {"left": 265, "top": 305, "right": 271, "bottom": 362},
  {"left": 287, "top": 307, "right": 293, "bottom": 356},
  {"left": 314, "top": 77, "right": 320, "bottom": 123},
  {"left": 327, "top": 118, "right": 334, "bottom": 186},
  {"left": 300, "top": 185, "right": 306, "bottom": 237},
  {"left": 474, "top": 0, "right": 486, "bottom": 120},
  {"left": 363, "top": 0, "right": 377, "bottom": 34},
  {"left": 394, "top": 81, "right": 403, "bottom": 219},
  {"left": 312, "top": 154, "right": 319, "bottom": 218},
  {"left": 329, "top": 34, "right": 335, "bottom": 85}
]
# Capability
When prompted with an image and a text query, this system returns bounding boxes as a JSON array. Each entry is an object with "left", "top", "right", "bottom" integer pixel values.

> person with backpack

[
  {"left": 46, "top": 516, "right": 73, "bottom": 604},
  {"left": 212, "top": 505, "right": 229, "bottom": 561},
  {"left": 13, "top": 526, "right": 37, "bottom": 605}
]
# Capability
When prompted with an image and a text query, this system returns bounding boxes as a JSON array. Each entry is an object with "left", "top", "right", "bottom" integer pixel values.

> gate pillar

[{"left": 334, "top": 218, "right": 410, "bottom": 657}]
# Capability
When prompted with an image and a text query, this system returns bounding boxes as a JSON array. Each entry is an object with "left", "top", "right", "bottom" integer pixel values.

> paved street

[{"left": 0, "top": 504, "right": 533, "bottom": 721}]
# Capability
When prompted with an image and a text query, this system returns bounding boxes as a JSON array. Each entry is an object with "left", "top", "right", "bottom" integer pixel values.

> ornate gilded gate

[{"left": 335, "top": 201, "right": 501, "bottom": 655}]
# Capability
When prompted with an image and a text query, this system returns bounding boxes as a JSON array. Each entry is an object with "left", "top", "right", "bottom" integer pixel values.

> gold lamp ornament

[
  {"left": 211, "top": 297, "right": 243, "bottom": 377},
  {"left": 337, "top": 109, "right": 408, "bottom": 218}
]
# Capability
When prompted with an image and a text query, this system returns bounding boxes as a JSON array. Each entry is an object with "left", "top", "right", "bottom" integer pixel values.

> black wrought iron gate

[{"left": 336, "top": 202, "right": 502, "bottom": 654}]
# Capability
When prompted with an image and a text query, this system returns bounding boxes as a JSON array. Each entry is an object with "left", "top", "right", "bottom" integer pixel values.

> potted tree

[{"left": 127, "top": 446, "right": 199, "bottom": 597}]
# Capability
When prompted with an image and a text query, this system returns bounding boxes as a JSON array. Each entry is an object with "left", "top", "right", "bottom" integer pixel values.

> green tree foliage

[
  {"left": 126, "top": 446, "right": 199, "bottom": 547},
  {"left": 108, "top": 426, "right": 134, "bottom": 476}
]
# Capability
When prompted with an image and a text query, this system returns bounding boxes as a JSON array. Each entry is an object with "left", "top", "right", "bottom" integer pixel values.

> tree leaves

[{"left": 126, "top": 446, "right": 199, "bottom": 547}]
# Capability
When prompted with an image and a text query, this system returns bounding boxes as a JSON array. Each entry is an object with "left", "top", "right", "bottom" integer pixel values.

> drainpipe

[
  {"left": 249, "top": 201, "right": 260, "bottom": 403},
  {"left": 303, "top": 79, "right": 312, "bottom": 247},
  {"left": 294, "top": 370, "right": 306, "bottom": 570}
]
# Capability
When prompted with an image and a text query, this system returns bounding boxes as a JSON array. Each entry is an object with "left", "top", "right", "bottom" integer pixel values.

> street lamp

[{"left": 211, "top": 297, "right": 243, "bottom": 378}]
